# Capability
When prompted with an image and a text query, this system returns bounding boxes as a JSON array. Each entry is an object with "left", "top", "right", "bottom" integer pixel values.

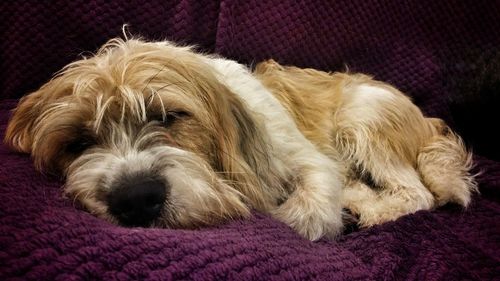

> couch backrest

[
  {"left": 2, "top": 1, "right": 499, "bottom": 122},
  {"left": 1, "top": 0, "right": 220, "bottom": 100}
]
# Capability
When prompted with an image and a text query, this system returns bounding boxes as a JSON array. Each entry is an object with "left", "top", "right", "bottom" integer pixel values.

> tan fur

[
  {"left": 254, "top": 61, "right": 344, "bottom": 155},
  {"left": 254, "top": 59, "right": 477, "bottom": 226}
]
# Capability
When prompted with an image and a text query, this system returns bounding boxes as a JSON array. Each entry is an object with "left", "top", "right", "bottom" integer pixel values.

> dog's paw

[
  {"left": 343, "top": 182, "right": 436, "bottom": 227},
  {"left": 355, "top": 209, "right": 400, "bottom": 227},
  {"left": 342, "top": 182, "right": 377, "bottom": 218},
  {"left": 342, "top": 182, "right": 400, "bottom": 227},
  {"left": 271, "top": 195, "right": 343, "bottom": 241}
]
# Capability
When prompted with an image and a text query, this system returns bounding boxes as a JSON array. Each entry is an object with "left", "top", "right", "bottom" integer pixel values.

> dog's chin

[{"left": 64, "top": 144, "right": 251, "bottom": 229}]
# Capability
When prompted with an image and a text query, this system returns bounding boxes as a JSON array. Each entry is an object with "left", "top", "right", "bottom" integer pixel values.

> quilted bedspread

[{"left": 1, "top": 1, "right": 499, "bottom": 280}]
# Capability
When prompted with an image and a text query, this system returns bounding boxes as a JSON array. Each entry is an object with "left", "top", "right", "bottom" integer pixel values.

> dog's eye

[
  {"left": 65, "top": 137, "right": 95, "bottom": 154},
  {"left": 151, "top": 111, "right": 190, "bottom": 127}
]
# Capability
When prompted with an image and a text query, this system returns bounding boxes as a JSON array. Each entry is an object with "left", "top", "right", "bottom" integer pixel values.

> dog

[{"left": 4, "top": 38, "right": 477, "bottom": 240}]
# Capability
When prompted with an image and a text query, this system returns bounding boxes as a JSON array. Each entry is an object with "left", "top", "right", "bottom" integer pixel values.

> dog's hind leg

[
  {"left": 336, "top": 82, "right": 436, "bottom": 226},
  {"left": 343, "top": 158, "right": 435, "bottom": 227}
]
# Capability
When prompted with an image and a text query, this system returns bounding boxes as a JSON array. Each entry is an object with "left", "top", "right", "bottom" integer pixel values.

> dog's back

[{"left": 255, "top": 60, "right": 476, "bottom": 226}]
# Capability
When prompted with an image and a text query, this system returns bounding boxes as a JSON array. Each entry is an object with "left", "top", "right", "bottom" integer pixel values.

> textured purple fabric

[
  {"left": 1, "top": 1, "right": 500, "bottom": 280},
  {"left": 0, "top": 0, "right": 221, "bottom": 100},
  {"left": 215, "top": 0, "right": 500, "bottom": 123}
]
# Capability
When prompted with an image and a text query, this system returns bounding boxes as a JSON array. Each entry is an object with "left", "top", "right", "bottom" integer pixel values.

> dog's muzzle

[{"left": 107, "top": 175, "right": 168, "bottom": 227}]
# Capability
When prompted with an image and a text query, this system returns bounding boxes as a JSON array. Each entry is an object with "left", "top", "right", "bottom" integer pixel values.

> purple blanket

[{"left": 1, "top": 1, "right": 499, "bottom": 280}]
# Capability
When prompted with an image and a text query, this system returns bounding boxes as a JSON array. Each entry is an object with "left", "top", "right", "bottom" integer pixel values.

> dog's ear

[
  {"left": 212, "top": 88, "right": 277, "bottom": 210},
  {"left": 4, "top": 89, "right": 47, "bottom": 153},
  {"left": 4, "top": 77, "right": 72, "bottom": 153}
]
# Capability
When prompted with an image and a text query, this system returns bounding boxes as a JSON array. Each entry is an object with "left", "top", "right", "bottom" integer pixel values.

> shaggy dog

[{"left": 4, "top": 38, "right": 476, "bottom": 240}]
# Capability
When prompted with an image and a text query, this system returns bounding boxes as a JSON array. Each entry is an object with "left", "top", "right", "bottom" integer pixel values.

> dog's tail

[{"left": 417, "top": 118, "right": 478, "bottom": 207}]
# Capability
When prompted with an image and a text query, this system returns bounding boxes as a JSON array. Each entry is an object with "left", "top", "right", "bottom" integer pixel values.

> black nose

[{"left": 107, "top": 176, "right": 167, "bottom": 227}]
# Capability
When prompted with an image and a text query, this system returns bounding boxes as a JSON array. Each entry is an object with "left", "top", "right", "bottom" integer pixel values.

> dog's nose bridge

[{"left": 94, "top": 120, "right": 151, "bottom": 153}]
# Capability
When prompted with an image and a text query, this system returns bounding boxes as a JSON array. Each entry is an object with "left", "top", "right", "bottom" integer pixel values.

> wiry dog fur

[
  {"left": 255, "top": 61, "right": 477, "bottom": 227},
  {"left": 4, "top": 38, "right": 476, "bottom": 240}
]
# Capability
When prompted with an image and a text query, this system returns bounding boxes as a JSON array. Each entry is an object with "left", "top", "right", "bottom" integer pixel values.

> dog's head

[{"left": 4, "top": 38, "right": 276, "bottom": 228}]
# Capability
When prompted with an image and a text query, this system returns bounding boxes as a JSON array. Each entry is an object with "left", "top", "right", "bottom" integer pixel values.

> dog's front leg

[{"left": 271, "top": 151, "right": 344, "bottom": 241}]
